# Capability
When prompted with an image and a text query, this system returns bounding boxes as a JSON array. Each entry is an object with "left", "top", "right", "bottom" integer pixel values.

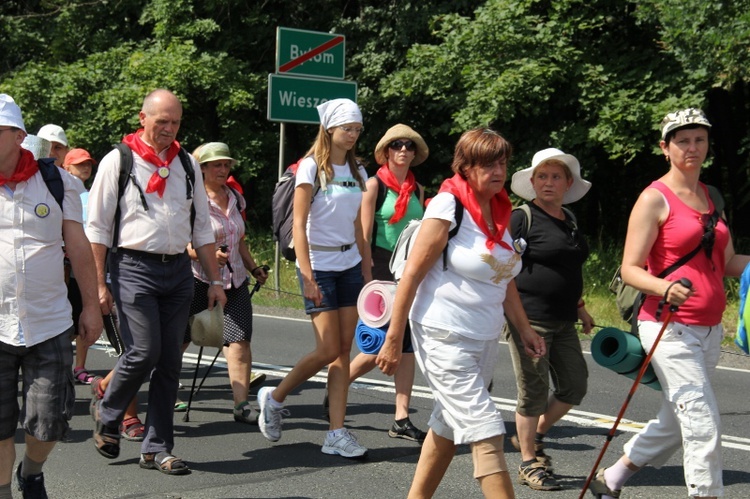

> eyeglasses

[
  {"left": 389, "top": 140, "right": 416, "bottom": 151},
  {"left": 339, "top": 125, "right": 364, "bottom": 135},
  {"left": 700, "top": 213, "right": 717, "bottom": 258},
  {"left": 563, "top": 219, "right": 580, "bottom": 248}
]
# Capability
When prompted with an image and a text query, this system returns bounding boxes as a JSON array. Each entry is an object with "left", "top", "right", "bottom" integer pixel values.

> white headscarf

[{"left": 317, "top": 98, "right": 362, "bottom": 129}]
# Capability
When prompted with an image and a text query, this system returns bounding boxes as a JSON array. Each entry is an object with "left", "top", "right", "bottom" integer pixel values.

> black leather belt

[{"left": 118, "top": 248, "right": 186, "bottom": 263}]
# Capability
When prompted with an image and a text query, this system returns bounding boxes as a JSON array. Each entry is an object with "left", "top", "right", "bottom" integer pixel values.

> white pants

[
  {"left": 624, "top": 321, "right": 723, "bottom": 497},
  {"left": 410, "top": 322, "right": 504, "bottom": 445}
]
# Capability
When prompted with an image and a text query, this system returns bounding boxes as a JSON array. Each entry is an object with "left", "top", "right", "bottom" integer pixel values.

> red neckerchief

[
  {"left": 122, "top": 129, "right": 180, "bottom": 198},
  {"left": 439, "top": 174, "right": 512, "bottom": 251},
  {"left": 0, "top": 148, "right": 39, "bottom": 186},
  {"left": 376, "top": 164, "right": 416, "bottom": 224}
]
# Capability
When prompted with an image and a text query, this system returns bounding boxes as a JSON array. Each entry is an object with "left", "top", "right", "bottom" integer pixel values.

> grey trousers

[{"left": 100, "top": 250, "right": 193, "bottom": 455}]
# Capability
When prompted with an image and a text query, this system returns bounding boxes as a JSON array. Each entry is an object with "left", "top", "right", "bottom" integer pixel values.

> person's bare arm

[{"left": 194, "top": 243, "right": 227, "bottom": 309}]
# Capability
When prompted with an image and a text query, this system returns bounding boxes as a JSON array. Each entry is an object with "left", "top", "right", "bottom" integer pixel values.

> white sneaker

[
  {"left": 322, "top": 428, "right": 368, "bottom": 458},
  {"left": 257, "top": 386, "right": 288, "bottom": 442}
]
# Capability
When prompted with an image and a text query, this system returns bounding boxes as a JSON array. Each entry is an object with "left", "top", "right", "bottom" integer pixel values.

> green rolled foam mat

[{"left": 591, "top": 327, "right": 661, "bottom": 391}]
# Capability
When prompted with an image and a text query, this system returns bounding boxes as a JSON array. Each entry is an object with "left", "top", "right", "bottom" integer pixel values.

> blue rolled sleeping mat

[
  {"left": 355, "top": 318, "right": 388, "bottom": 355},
  {"left": 591, "top": 327, "right": 662, "bottom": 391}
]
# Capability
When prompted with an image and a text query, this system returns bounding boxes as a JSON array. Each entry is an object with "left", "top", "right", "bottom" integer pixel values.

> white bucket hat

[
  {"left": 37, "top": 124, "right": 68, "bottom": 146},
  {"left": 511, "top": 148, "right": 591, "bottom": 204},
  {"left": 189, "top": 304, "right": 224, "bottom": 348},
  {"left": 0, "top": 94, "right": 26, "bottom": 132}
]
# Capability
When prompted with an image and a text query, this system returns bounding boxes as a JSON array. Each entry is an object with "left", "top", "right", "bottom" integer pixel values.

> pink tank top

[{"left": 639, "top": 181, "right": 728, "bottom": 325}]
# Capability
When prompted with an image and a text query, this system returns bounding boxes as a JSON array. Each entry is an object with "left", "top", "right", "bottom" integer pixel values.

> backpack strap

[
  {"left": 374, "top": 175, "right": 388, "bottom": 212},
  {"left": 111, "top": 144, "right": 195, "bottom": 251},
  {"left": 443, "top": 196, "right": 464, "bottom": 270},
  {"left": 177, "top": 148, "right": 196, "bottom": 233},
  {"left": 514, "top": 204, "right": 532, "bottom": 240},
  {"left": 707, "top": 185, "right": 724, "bottom": 220},
  {"left": 514, "top": 203, "right": 577, "bottom": 241},
  {"left": 37, "top": 158, "right": 64, "bottom": 210}
]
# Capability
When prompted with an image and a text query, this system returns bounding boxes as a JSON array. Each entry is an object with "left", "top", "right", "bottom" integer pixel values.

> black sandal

[{"left": 139, "top": 451, "right": 191, "bottom": 475}]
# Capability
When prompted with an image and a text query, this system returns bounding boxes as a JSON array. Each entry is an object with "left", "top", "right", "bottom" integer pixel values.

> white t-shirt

[
  {"left": 295, "top": 157, "right": 367, "bottom": 271},
  {"left": 409, "top": 192, "right": 522, "bottom": 341}
]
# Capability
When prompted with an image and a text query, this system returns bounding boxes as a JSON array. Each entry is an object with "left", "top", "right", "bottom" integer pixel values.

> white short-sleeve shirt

[
  {"left": 294, "top": 157, "right": 367, "bottom": 271},
  {"left": 0, "top": 168, "right": 83, "bottom": 347},
  {"left": 409, "top": 192, "right": 522, "bottom": 341}
]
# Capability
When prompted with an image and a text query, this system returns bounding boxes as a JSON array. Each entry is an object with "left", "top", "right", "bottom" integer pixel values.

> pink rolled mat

[{"left": 356, "top": 280, "right": 398, "bottom": 328}]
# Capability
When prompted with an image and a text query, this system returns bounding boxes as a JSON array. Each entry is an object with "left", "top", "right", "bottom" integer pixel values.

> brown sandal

[
  {"left": 92, "top": 399, "right": 120, "bottom": 459},
  {"left": 588, "top": 468, "right": 621, "bottom": 498},
  {"left": 139, "top": 451, "right": 191, "bottom": 475},
  {"left": 518, "top": 462, "right": 562, "bottom": 491}
]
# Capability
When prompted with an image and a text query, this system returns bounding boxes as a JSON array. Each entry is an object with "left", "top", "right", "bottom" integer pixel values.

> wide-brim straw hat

[
  {"left": 190, "top": 303, "right": 224, "bottom": 348},
  {"left": 511, "top": 147, "right": 591, "bottom": 204},
  {"left": 374, "top": 124, "right": 429, "bottom": 166}
]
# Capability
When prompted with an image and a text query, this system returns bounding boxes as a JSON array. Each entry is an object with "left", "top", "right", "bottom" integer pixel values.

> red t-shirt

[{"left": 639, "top": 181, "right": 729, "bottom": 325}]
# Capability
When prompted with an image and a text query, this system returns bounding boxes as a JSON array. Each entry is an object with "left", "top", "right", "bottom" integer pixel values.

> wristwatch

[{"left": 210, "top": 280, "right": 223, "bottom": 286}]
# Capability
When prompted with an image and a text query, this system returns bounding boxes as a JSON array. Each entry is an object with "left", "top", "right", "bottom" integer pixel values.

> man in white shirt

[
  {"left": 86, "top": 89, "right": 226, "bottom": 475},
  {"left": 0, "top": 94, "right": 101, "bottom": 499}
]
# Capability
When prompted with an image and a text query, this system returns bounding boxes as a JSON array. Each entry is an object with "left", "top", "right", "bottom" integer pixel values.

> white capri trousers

[
  {"left": 410, "top": 321, "right": 505, "bottom": 445},
  {"left": 624, "top": 320, "right": 723, "bottom": 498}
]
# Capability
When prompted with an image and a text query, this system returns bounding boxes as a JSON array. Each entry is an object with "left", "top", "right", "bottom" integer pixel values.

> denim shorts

[{"left": 297, "top": 262, "right": 364, "bottom": 314}]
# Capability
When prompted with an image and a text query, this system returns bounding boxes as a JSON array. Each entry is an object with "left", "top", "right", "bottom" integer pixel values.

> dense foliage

[{"left": 2, "top": 0, "right": 749, "bottom": 246}]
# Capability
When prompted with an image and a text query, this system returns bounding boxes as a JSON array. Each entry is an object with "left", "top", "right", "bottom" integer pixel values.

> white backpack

[{"left": 389, "top": 196, "right": 464, "bottom": 281}]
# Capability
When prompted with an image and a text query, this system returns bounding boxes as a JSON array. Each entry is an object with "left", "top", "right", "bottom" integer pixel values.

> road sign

[
  {"left": 276, "top": 27, "right": 345, "bottom": 79},
  {"left": 267, "top": 74, "right": 357, "bottom": 124}
]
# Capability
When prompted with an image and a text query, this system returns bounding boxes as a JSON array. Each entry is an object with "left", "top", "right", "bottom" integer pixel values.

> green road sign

[
  {"left": 267, "top": 74, "right": 357, "bottom": 124},
  {"left": 276, "top": 27, "right": 345, "bottom": 79}
]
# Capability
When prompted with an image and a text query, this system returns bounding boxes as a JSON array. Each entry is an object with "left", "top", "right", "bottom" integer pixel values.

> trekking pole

[
  {"left": 578, "top": 278, "right": 691, "bottom": 499},
  {"left": 248, "top": 265, "right": 270, "bottom": 299}
]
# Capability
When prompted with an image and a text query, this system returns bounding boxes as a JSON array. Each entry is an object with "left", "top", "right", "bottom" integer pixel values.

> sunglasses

[
  {"left": 389, "top": 140, "right": 416, "bottom": 151},
  {"left": 700, "top": 213, "right": 717, "bottom": 258},
  {"left": 565, "top": 219, "right": 580, "bottom": 248}
]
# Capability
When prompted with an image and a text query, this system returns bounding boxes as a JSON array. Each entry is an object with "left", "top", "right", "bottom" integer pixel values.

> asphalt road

[{"left": 16, "top": 309, "right": 750, "bottom": 498}]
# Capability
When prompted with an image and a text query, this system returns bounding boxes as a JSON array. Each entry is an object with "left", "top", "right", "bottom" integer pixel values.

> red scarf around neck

[
  {"left": 439, "top": 173, "right": 512, "bottom": 251},
  {"left": 0, "top": 148, "right": 39, "bottom": 186},
  {"left": 122, "top": 129, "right": 180, "bottom": 198},
  {"left": 376, "top": 164, "right": 416, "bottom": 224}
]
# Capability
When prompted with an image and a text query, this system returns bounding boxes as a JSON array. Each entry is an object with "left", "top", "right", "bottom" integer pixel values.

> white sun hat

[{"left": 511, "top": 147, "right": 591, "bottom": 204}]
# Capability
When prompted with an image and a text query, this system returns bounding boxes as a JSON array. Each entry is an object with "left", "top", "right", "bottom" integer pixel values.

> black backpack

[{"left": 111, "top": 143, "right": 195, "bottom": 250}]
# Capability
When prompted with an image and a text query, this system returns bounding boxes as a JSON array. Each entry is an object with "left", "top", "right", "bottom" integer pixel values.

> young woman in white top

[{"left": 257, "top": 99, "right": 371, "bottom": 459}]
